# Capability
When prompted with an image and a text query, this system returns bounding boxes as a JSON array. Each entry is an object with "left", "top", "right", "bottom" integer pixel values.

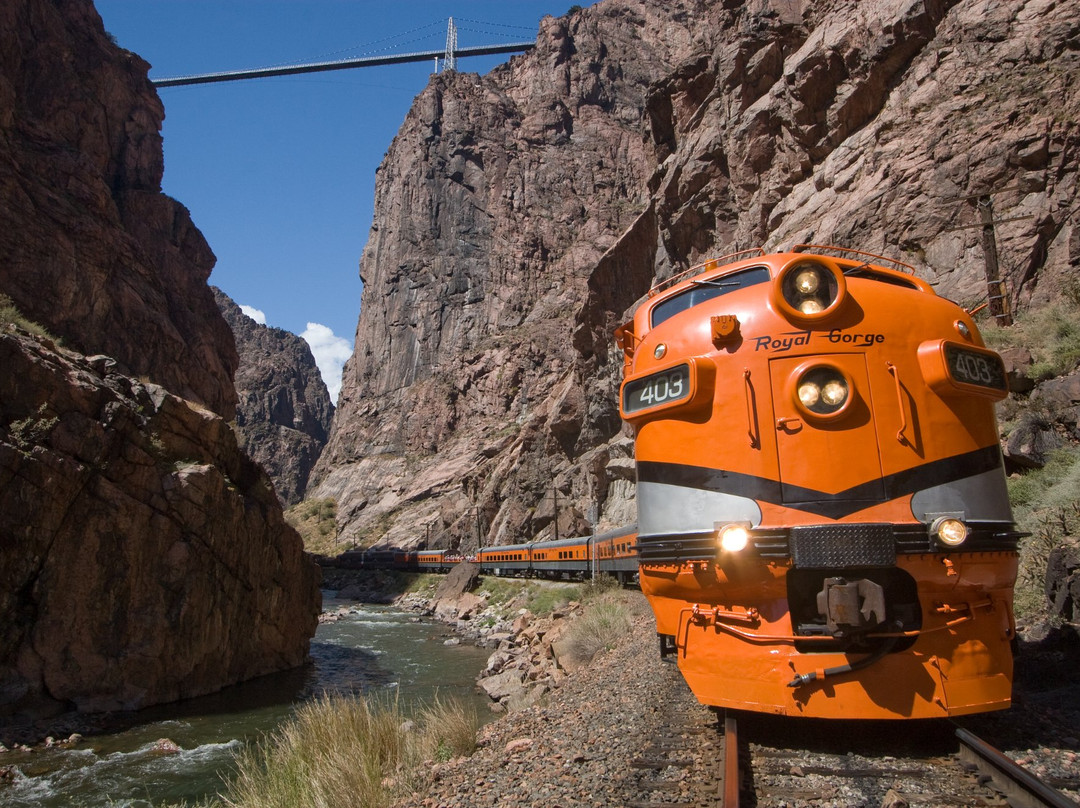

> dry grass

[
  {"left": 0, "top": 294, "right": 56, "bottom": 340},
  {"left": 284, "top": 498, "right": 338, "bottom": 555},
  {"left": 207, "top": 692, "right": 478, "bottom": 808},
  {"left": 562, "top": 594, "right": 633, "bottom": 664}
]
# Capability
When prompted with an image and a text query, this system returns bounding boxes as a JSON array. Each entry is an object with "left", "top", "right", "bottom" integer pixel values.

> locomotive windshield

[{"left": 651, "top": 265, "right": 770, "bottom": 327}]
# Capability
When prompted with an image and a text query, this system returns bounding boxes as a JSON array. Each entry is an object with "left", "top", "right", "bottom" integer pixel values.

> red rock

[
  {"left": 0, "top": 0, "right": 237, "bottom": 418},
  {"left": 310, "top": 0, "right": 1080, "bottom": 553},
  {"left": 0, "top": 331, "right": 320, "bottom": 716},
  {"left": 213, "top": 289, "right": 333, "bottom": 506}
]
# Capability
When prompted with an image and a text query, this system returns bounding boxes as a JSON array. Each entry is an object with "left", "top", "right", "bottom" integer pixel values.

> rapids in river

[{"left": 0, "top": 595, "right": 493, "bottom": 807}]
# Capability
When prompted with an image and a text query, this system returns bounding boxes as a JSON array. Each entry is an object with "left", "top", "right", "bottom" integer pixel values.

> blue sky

[{"left": 94, "top": 1, "right": 595, "bottom": 400}]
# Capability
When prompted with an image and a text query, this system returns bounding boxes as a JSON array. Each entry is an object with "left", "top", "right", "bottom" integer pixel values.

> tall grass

[
  {"left": 217, "top": 692, "right": 478, "bottom": 808},
  {"left": 981, "top": 301, "right": 1080, "bottom": 382},
  {"left": 1006, "top": 448, "right": 1080, "bottom": 617},
  {"left": 562, "top": 595, "right": 633, "bottom": 664},
  {"left": 0, "top": 293, "right": 56, "bottom": 340}
]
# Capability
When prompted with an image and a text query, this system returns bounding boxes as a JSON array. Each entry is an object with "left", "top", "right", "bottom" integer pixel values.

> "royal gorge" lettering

[
  {"left": 754, "top": 331, "right": 811, "bottom": 351},
  {"left": 753, "top": 329, "right": 887, "bottom": 351}
]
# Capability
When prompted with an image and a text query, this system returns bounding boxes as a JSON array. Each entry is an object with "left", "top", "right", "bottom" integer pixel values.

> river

[{"left": 0, "top": 594, "right": 493, "bottom": 807}]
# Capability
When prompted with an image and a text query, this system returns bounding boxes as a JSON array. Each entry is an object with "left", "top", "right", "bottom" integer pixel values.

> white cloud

[
  {"left": 239, "top": 304, "right": 267, "bottom": 325},
  {"left": 301, "top": 322, "right": 353, "bottom": 403}
]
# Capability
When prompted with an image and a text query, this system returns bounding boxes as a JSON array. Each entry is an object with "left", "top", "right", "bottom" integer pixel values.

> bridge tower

[{"left": 443, "top": 17, "right": 458, "bottom": 72}]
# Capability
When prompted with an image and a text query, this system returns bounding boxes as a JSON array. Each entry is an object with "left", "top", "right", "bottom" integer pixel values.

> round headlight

[
  {"left": 795, "top": 367, "right": 850, "bottom": 416},
  {"left": 774, "top": 258, "right": 846, "bottom": 323},
  {"left": 798, "top": 381, "right": 821, "bottom": 407},
  {"left": 821, "top": 380, "right": 847, "bottom": 407},
  {"left": 717, "top": 524, "right": 750, "bottom": 552},
  {"left": 932, "top": 517, "right": 969, "bottom": 547},
  {"left": 795, "top": 269, "right": 820, "bottom": 294}
]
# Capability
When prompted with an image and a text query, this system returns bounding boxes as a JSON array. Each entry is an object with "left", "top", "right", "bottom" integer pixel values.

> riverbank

[
  {"left": 0, "top": 584, "right": 493, "bottom": 808},
  {"left": 394, "top": 592, "right": 691, "bottom": 808},
  {"left": 322, "top": 564, "right": 641, "bottom": 714},
  {"left": 321, "top": 565, "right": 689, "bottom": 806}
]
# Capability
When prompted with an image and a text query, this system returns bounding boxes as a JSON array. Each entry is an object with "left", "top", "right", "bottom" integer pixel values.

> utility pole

[
  {"left": 938, "top": 184, "right": 1031, "bottom": 325},
  {"left": 552, "top": 485, "right": 559, "bottom": 542}
]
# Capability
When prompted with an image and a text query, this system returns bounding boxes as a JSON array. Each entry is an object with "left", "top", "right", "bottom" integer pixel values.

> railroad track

[
  {"left": 723, "top": 711, "right": 1079, "bottom": 808},
  {"left": 614, "top": 662, "right": 1077, "bottom": 808},
  {"left": 619, "top": 658, "right": 728, "bottom": 807},
  {"left": 956, "top": 727, "right": 1080, "bottom": 808}
]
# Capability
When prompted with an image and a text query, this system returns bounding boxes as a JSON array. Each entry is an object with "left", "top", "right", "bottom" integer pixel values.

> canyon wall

[
  {"left": 312, "top": 0, "right": 1079, "bottom": 552},
  {"left": 214, "top": 288, "right": 334, "bottom": 507},
  {"left": 0, "top": 0, "right": 236, "bottom": 417},
  {"left": 0, "top": 330, "right": 319, "bottom": 717},
  {"left": 0, "top": 0, "right": 320, "bottom": 728}
]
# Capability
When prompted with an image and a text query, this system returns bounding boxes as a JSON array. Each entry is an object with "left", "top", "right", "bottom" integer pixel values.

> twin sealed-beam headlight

[
  {"left": 791, "top": 364, "right": 854, "bottom": 420},
  {"left": 716, "top": 523, "right": 750, "bottom": 553},
  {"left": 774, "top": 258, "right": 846, "bottom": 322},
  {"left": 797, "top": 371, "right": 849, "bottom": 413},
  {"left": 931, "top": 516, "right": 969, "bottom": 548}
]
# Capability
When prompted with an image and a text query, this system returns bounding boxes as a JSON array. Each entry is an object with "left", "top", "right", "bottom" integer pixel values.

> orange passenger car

[{"left": 617, "top": 246, "right": 1019, "bottom": 719}]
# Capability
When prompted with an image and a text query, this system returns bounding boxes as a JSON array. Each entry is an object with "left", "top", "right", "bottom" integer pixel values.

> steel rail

[
  {"left": 723, "top": 711, "right": 740, "bottom": 808},
  {"left": 955, "top": 727, "right": 1079, "bottom": 808}
]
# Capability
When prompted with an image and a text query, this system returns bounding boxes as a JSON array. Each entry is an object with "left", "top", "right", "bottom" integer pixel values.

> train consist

[
  {"left": 615, "top": 245, "right": 1020, "bottom": 719},
  {"left": 338, "top": 525, "right": 639, "bottom": 583}
]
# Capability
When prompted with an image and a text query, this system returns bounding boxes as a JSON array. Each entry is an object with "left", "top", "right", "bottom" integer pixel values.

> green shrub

[
  {"left": 8, "top": 403, "right": 58, "bottom": 450},
  {"left": 0, "top": 294, "right": 55, "bottom": 340},
  {"left": 1005, "top": 448, "right": 1080, "bottom": 617},
  {"left": 581, "top": 573, "right": 621, "bottom": 599},
  {"left": 1007, "top": 448, "right": 1080, "bottom": 521},
  {"left": 982, "top": 303, "right": 1080, "bottom": 381},
  {"left": 476, "top": 577, "right": 526, "bottom": 606},
  {"left": 525, "top": 584, "right": 579, "bottom": 616}
]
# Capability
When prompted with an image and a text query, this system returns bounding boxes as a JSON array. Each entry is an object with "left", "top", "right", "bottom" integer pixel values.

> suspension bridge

[{"left": 151, "top": 18, "right": 534, "bottom": 88}]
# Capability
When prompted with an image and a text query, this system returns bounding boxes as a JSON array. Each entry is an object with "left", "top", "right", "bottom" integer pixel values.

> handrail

[
  {"left": 887, "top": 362, "right": 909, "bottom": 444},
  {"left": 792, "top": 243, "right": 916, "bottom": 274},
  {"left": 743, "top": 369, "right": 759, "bottom": 448},
  {"left": 647, "top": 248, "right": 767, "bottom": 298}
]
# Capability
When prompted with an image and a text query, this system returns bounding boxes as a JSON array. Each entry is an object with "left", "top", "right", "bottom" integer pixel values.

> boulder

[
  {"left": 999, "top": 347, "right": 1035, "bottom": 394},
  {"left": 1004, "top": 413, "right": 1064, "bottom": 470},
  {"left": 1046, "top": 542, "right": 1080, "bottom": 621},
  {"left": 433, "top": 561, "right": 481, "bottom": 602},
  {"left": 478, "top": 669, "right": 526, "bottom": 702}
]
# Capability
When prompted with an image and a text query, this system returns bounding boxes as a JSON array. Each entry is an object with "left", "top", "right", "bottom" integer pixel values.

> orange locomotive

[{"left": 617, "top": 246, "right": 1020, "bottom": 719}]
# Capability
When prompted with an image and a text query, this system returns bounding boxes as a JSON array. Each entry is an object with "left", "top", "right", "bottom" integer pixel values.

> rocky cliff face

[
  {"left": 0, "top": 0, "right": 236, "bottom": 417},
  {"left": 0, "top": 328, "right": 319, "bottom": 718},
  {"left": 214, "top": 288, "right": 334, "bottom": 506},
  {"left": 311, "top": 0, "right": 1079, "bottom": 551},
  {"left": 0, "top": 0, "right": 320, "bottom": 728}
]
